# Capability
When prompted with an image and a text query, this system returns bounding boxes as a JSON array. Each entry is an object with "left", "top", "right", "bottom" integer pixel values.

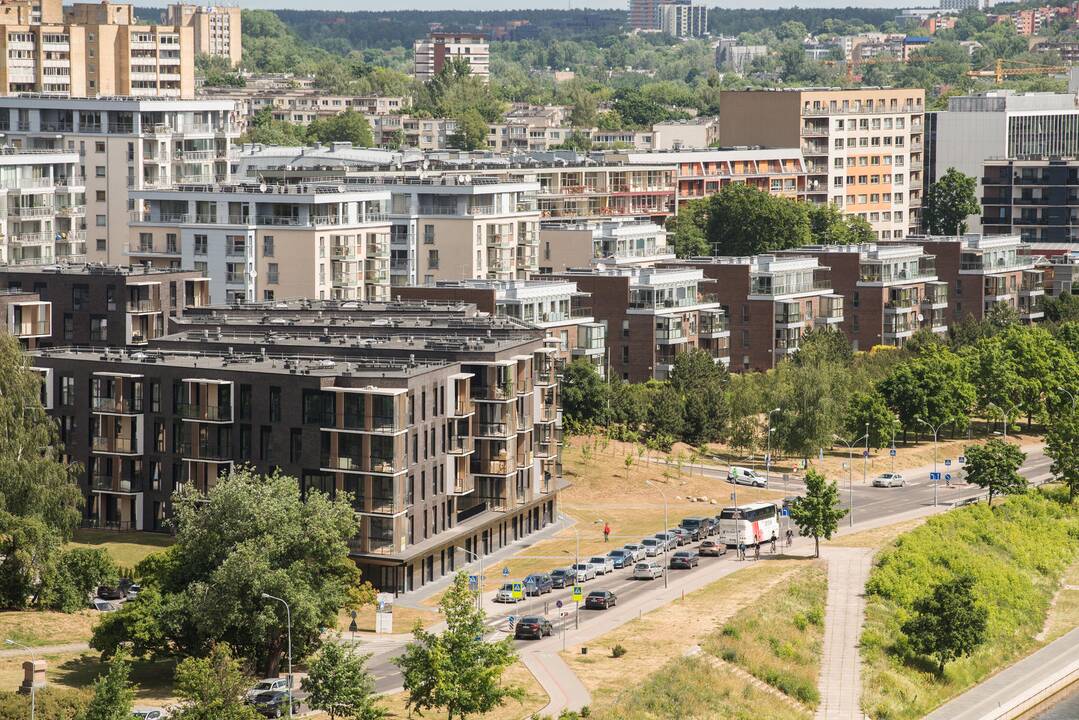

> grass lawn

[
  {"left": 68, "top": 529, "right": 173, "bottom": 569},
  {"left": 828, "top": 517, "right": 929, "bottom": 549},
  {"left": 376, "top": 660, "right": 547, "bottom": 720},
  {"left": 0, "top": 610, "right": 96, "bottom": 648},
  {"left": 0, "top": 651, "right": 177, "bottom": 703},
  {"left": 1041, "top": 558, "right": 1079, "bottom": 643},
  {"left": 703, "top": 563, "right": 827, "bottom": 708},
  {"left": 335, "top": 605, "right": 440, "bottom": 635}
]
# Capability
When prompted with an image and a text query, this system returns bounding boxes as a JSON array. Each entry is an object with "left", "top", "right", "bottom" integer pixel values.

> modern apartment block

[
  {"left": 0, "top": 149, "right": 85, "bottom": 266},
  {"left": 549, "top": 265, "right": 728, "bottom": 381},
  {"left": 720, "top": 88, "right": 926, "bottom": 239},
  {"left": 628, "top": 0, "right": 661, "bottom": 29},
  {"left": 981, "top": 157, "right": 1079, "bottom": 243},
  {"left": 905, "top": 234, "right": 1043, "bottom": 323},
  {"left": 667, "top": 255, "right": 841, "bottom": 371},
  {"left": 793, "top": 243, "right": 946, "bottom": 350},
  {"left": 657, "top": 0, "right": 708, "bottom": 38},
  {"left": 0, "top": 288, "right": 50, "bottom": 347},
  {"left": 30, "top": 299, "right": 564, "bottom": 593},
  {"left": 163, "top": 4, "right": 240, "bottom": 66},
  {"left": 0, "top": 0, "right": 196, "bottom": 97},
  {"left": 0, "top": 96, "right": 239, "bottom": 264},
  {"left": 413, "top": 32, "right": 489, "bottom": 83},
  {"left": 0, "top": 264, "right": 207, "bottom": 346},
  {"left": 128, "top": 181, "right": 392, "bottom": 304},
  {"left": 537, "top": 220, "right": 675, "bottom": 274},
  {"left": 528, "top": 158, "right": 677, "bottom": 223},
  {"left": 393, "top": 279, "right": 606, "bottom": 375}
]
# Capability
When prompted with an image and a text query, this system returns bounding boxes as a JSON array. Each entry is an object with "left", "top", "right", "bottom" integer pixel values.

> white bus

[{"left": 717, "top": 502, "right": 780, "bottom": 548}]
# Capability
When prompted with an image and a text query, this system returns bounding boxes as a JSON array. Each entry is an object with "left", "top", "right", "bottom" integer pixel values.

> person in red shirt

[{"left": 603, "top": 523, "right": 611, "bottom": 542}]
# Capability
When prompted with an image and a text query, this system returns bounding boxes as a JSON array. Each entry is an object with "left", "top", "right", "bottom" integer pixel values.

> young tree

[
  {"left": 83, "top": 650, "right": 135, "bottom": 720},
  {"left": 963, "top": 439, "right": 1027, "bottom": 506},
  {"left": 704, "top": 183, "right": 812, "bottom": 256},
  {"left": 922, "top": 167, "right": 981, "bottom": 236},
  {"left": 670, "top": 348, "right": 729, "bottom": 444},
  {"left": 560, "top": 360, "right": 607, "bottom": 431},
  {"left": 302, "top": 639, "right": 385, "bottom": 720},
  {"left": 788, "top": 469, "right": 846, "bottom": 558},
  {"left": 394, "top": 573, "right": 523, "bottom": 719},
  {"left": 1045, "top": 410, "right": 1079, "bottom": 501},
  {"left": 648, "top": 384, "right": 685, "bottom": 441},
  {"left": 448, "top": 109, "right": 490, "bottom": 151},
  {"left": 843, "top": 391, "right": 900, "bottom": 450},
  {"left": 308, "top": 110, "right": 374, "bottom": 148},
  {"left": 665, "top": 199, "right": 709, "bottom": 258},
  {"left": 171, "top": 644, "right": 260, "bottom": 720},
  {"left": 901, "top": 574, "right": 988, "bottom": 675}
]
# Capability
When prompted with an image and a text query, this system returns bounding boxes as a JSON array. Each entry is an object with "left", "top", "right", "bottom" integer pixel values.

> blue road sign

[
  {"left": 930, "top": 471, "right": 942, "bottom": 481},
  {"left": 556, "top": 599, "right": 564, "bottom": 609},
  {"left": 502, "top": 566, "right": 510, "bottom": 577},
  {"left": 959, "top": 455, "right": 967, "bottom": 464},
  {"left": 508, "top": 615, "right": 516, "bottom": 628},
  {"left": 945, "top": 473, "right": 952, "bottom": 481},
  {"left": 781, "top": 508, "right": 789, "bottom": 516},
  {"left": 944, "top": 459, "right": 952, "bottom": 467},
  {"left": 468, "top": 575, "right": 479, "bottom": 591},
  {"left": 889, "top": 448, "right": 897, "bottom": 457},
  {"left": 863, "top": 450, "right": 870, "bottom": 458}
]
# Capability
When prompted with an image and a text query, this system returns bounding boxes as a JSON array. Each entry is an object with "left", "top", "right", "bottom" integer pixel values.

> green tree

[
  {"left": 704, "top": 183, "right": 811, "bottom": 255},
  {"left": 670, "top": 348, "right": 729, "bottom": 445},
  {"left": 308, "top": 110, "right": 374, "bottom": 148},
  {"left": 607, "top": 379, "right": 652, "bottom": 429},
  {"left": 922, "top": 168, "right": 981, "bottom": 236},
  {"left": 394, "top": 572, "right": 523, "bottom": 720},
  {"left": 0, "top": 686, "right": 89, "bottom": 719},
  {"left": 727, "top": 373, "right": 763, "bottom": 455},
  {"left": 302, "top": 639, "right": 385, "bottom": 720},
  {"left": 82, "top": 650, "right": 135, "bottom": 720},
  {"left": 879, "top": 345, "right": 975, "bottom": 440},
  {"left": 770, "top": 355, "right": 847, "bottom": 462},
  {"left": 788, "top": 469, "right": 846, "bottom": 558},
  {"left": 844, "top": 391, "right": 900, "bottom": 450},
  {"left": 998, "top": 324, "right": 1078, "bottom": 426},
  {"left": 963, "top": 438, "right": 1026, "bottom": 506},
  {"left": 808, "top": 203, "right": 874, "bottom": 245},
  {"left": 560, "top": 359, "right": 607, "bottom": 431},
  {"left": 793, "top": 326, "right": 853, "bottom": 368},
  {"left": 171, "top": 644, "right": 261, "bottom": 720},
  {"left": 648, "top": 384, "right": 685, "bottom": 441},
  {"left": 901, "top": 574, "right": 988, "bottom": 675},
  {"left": 1044, "top": 293, "right": 1079, "bottom": 323},
  {"left": 448, "top": 109, "right": 490, "bottom": 151},
  {"left": 1046, "top": 409, "right": 1079, "bottom": 501},
  {"left": 665, "top": 198, "right": 709, "bottom": 258},
  {"left": 39, "top": 546, "right": 118, "bottom": 613},
  {"left": 91, "top": 468, "right": 368, "bottom": 676}
]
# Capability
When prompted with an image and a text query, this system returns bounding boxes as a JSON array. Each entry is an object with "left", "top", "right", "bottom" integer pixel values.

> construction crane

[{"left": 967, "top": 58, "right": 1069, "bottom": 84}]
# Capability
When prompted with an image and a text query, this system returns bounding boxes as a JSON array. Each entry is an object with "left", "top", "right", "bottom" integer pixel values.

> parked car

[
  {"left": 585, "top": 590, "right": 617, "bottom": 609},
  {"left": 607, "top": 549, "right": 634, "bottom": 569},
  {"left": 245, "top": 679, "right": 290, "bottom": 703},
  {"left": 588, "top": 555, "right": 615, "bottom": 575},
  {"left": 641, "top": 538, "right": 662, "bottom": 557},
  {"left": 728, "top": 466, "right": 767, "bottom": 487},
  {"left": 550, "top": 568, "right": 574, "bottom": 589},
  {"left": 96, "top": 585, "right": 124, "bottom": 601},
  {"left": 514, "top": 615, "right": 554, "bottom": 640},
  {"left": 523, "top": 573, "right": 553, "bottom": 596},
  {"left": 670, "top": 528, "right": 692, "bottom": 546},
  {"left": 679, "top": 517, "right": 708, "bottom": 541},
  {"left": 654, "top": 532, "right": 680, "bottom": 550},
  {"left": 698, "top": 540, "right": 727, "bottom": 557},
  {"left": 249, "top": 690, "right": 299, "bottom": 718},
  {"left": 571, "top": 563, "right": 597, "bottom": 583},
  {"left": 623, "top": 543, "right": 646, "bottom": 562},
  {"left": 872, "top": 472, "right": 905, "bottom": 488},
  {"left": 495, "top": 583, "right": 523, "bottom": 603},
  {"left": 669, "top": 550, "right": 700, "bottom": 569},
  {"left": 132, "top": 709, "right": 167, "bottom": 720},
  {"left": 633, "top": 561, "right": 664, "bottom": 580}
]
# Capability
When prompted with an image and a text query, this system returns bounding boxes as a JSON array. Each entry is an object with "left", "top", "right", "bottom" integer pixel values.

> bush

[
  {"left": 611, "top": 644, "right": 627, "bottom": 658},
  {"left": 39, "top": 547, "right": 118, "bottom": 612}
]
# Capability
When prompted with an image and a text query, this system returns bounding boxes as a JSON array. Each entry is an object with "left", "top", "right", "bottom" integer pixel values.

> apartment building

[
  {"left": 650, "top": 117, "right": 720, "bottom": 151},
  {"left": 0, "top": 264, "right": 207, "bottom": 345},
  {"left": 529, "top": 158, "right": 677, "bottom": 224},
  {"left": 657, "top": 1, "right": 708, "bottom": 38},
  {"left": 413, "top": 32, "right": 489, "bottom": 83},
  {"left": 906, "top": 234, "right": 1043, "bottom": 323},
  {"left": 667, "top": 255, "right": 841, "bottom": 371},
  {"left": 0, "top": 288, "right": 50, "bottom": 347},
  {"left": 202, "top": 85, "right": 409, "bottom": 126},
  {"left": 393, "top": 279, "right": 606, "bottom": 375},
  {"left": 981, "top": 157, "right": 1079, "bottom": 243},
  {"left": 549, "top": 265, "right": 728, "bottom": 381},
  {"left": 0, "top": 148, "right": 85, "bottom": 267},
  {"left": 793, "top": 243, "right": 946, "bottom": 350},
  {"left": 720, "top": 88, "right": 926, "bottom": 239},
  {"left": 538, "top": 220, "right": 675, "bottom": 274},
  {"left": 164, "top": 4, "right": 240, "bottom": 66},
  {"left": 629, "top": 0, "right": 662, "bottom": 29},
  {"left": 0, "top": 96, "right": 239, "bottom": 264},
  {"left": 128, "top": 181, "right": 392, "bottom": 304}
]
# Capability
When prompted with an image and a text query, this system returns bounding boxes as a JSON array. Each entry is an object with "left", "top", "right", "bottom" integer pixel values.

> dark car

[
  {"left": 550, "top": 568, "right": 574, "bottom": 589},
  {"left": 585, "top": 590, "right": 617, "bottom": 610},
  {"left": 679, "top": 517, "right": 707, "bottom": 541},
  {"left": 607, "top": 548, "right": 634, "bottom": 569},
  {"left": 249, "top": 690, "right": 299, "bottom": 718},
  {"left": 669, "top": 550, "right": 700, "bottom": 569},
  {"left": 514, "top": 615, "right": 554, "bottom": 639},
  {"left": 698, "top": 540, "right": 727, "bottom": 557},
  {"left": 524, "top": 573, "right": 553, "bottom": 596},
  {"left": 96, "top": 585, "right": 124, "bottom": 601},
  {"left": 669, "top": 528, "right": 691, "bottom": 546}
]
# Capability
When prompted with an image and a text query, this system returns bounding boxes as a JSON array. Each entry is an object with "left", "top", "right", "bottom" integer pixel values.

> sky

[{"left": 140, "top": 1, "right": 925, "bottom": 11}]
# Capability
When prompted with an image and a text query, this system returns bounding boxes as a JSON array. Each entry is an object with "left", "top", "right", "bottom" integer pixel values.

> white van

[{"left": 727, "top": 466, "right": 767, "bottom": 487}]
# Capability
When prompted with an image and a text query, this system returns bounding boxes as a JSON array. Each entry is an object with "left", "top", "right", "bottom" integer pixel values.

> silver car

[
  {"left": 623, "top": 543, "right": 646, "bottom": 562},
  {"left": 494, "top": 582, "right": 523, "bottom": 603},
  {"left": 245, "top": 678, "right": 289, "bottom": 702},
  {"left": 571, "top": 563, "right": 597, "bottom": 582},
  {"left": 633, "top": 561, "right": 664, "bottom": 580},
  {"left": 641, "top": 538, "right": 662, "bottom": 557},
  {"left": 588, "top": 555, "right": 615, "bottom": 575},
  {"left": 872, "top": 472, "right": 905, "bottom": 488}
]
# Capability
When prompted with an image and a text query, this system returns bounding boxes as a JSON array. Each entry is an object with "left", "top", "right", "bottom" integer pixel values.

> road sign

[
  {"left": 944, "top": 458, "right": 952, "bottom": 467},
  {"left": 572, "top": 585, "right": 583, "bottom": 602},
  {"left": 781, "top": 508, "right": 789, "bottom": 517},
  {"left": 959, "top": 455, "right": 967, "bottom": 464},
  {"left": 502, "top": 566, "right": 510, "bottom": 577},
  {"left": 556, "top": 599, "right": 564, "bottom": 609},
  {"left": 508, "top": 615, "right": 516, "bottom": 628},
  {"left": 889, "top": 448, "right": 897, "bottom": 457},
  {"left": 863, "top": 450, "right": 870, "bottom": 458},
  {"left": 468, "top": 575, "right": 479, "bottom": 592},
  {"left": 511, "top": 582, "right": 524, "bottom": 600},
  {"left": 945, "top": 473, "right": 952, "bottom": 482},
  {"left": 930, "top": 471, "right": 942, "bottom": 481}
]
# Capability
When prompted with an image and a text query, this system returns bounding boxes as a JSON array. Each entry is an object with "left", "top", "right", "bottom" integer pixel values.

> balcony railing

[
  {"left": 92, "top": 396, "right": 142, "bottom": 414},
  {"left": 92, "top": 436, "right": 138, "bottom": 454},
  {"left": 91, "top": 475, "right": 144, "bottom": 493},
  {"left": 178, "top": 403, "right": 232, "bottom": 422}
]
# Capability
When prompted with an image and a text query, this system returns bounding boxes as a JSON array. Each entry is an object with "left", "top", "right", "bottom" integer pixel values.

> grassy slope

[
  {"left": 861, "top": 491, "right": 1079, "bottom": 720},
  {"left": 67, "top": 528, "right": 174, "bottom": 568}
]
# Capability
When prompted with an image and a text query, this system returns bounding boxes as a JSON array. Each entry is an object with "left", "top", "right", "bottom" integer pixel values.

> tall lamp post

[
  {"left": 454, "top": 546, "right": 484, "bottom": 611},
  {"left": 765, "top": 407, "right": 781, "bottom": 487},
  {"left": 834, "top": 432, "right": 868, "bottom": 527},
  {"left": 1058, "top": 386, "right": 1076, "bottom": 414},
  {"left": 4, "top": 639, "right": 34, "bottom": 720},
  {"left": 261, "top": 593, "right": 293, "bottom": 720},
  {"left": 646, "top": 480, "right": 669, "bottom": 589},
  {"left": 986, "top": 401, "right": 1017, "bottom": 439},
  {"left": 917, "top": 418, "right": 947, "bottom": 507}
]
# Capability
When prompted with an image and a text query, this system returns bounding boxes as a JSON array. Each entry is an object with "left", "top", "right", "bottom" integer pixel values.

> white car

[
  {"left": 728, "top": 466, "right": 768, "bottom": 487},
  {"left": 246, "top": 678, "right": 290, "bottom": 702},
  {"left": 641, "top": 538, "right": 662, "bottom": 557},
  {"left": 133, "top": 709, "right": 167, "bottom": 720},
  {"left": 588, "top": 555, "right": 615, "bottom": 575},
  {"left": 623, "top": 543, "right": 646, "bottom": 562},
  {"left": 494, "top": 582, "right": 523, "bottom": 603},
  {"left": 571, "top": 563, "right": 597, "bottom": 582},
  {"left": 633, "top": 561, "right": 664, "bottom": 580},
  {"left": 872, "top": 472, "right": 905, "bottom": 488}
]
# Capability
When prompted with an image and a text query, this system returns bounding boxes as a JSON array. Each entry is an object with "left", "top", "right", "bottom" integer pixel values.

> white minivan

[{"left": 728, "top": 466, "right": 767, "bottom": 487}]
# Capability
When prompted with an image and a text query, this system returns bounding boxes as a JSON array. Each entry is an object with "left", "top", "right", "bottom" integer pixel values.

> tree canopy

[{"left": 922, "top": 168, "right": 981, "bottom": 236}]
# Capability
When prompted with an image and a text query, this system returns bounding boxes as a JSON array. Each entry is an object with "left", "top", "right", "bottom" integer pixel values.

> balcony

[
  {"left": 816, "top": 295, "right": 844, "bottom": 324},
  {"left": 91, "top": 474, "right": 143, "bottom": 494},
  {"left": 10, "top": 205, "right": 54, "bottom": 218},
  {"left": 475, "top": 422, "right": 512, "bottom": 438},
  {"left": 91, "top": 395, "right": 142, "bottom": 414},
  {"left": 178, "top": 403, "right": 232, "bottom": 423},
  {"left": 774, "top": 302, "right": 804, "bottom": 326},
  {"left": 322, "top": 454, "right": 402, "bottom": 475},
  {"left": 984, "top": 277, "right": 1011, "bottom": 299},
  {"left": 885, "top": 288, "right": 916, "bottom": 312},
  {"left": 127, "top": 298, "right": 162, "bottom": 313},
  {"left": 699, "top": 311, "right": 729, "bottom": 338},
  {"left": 91, "top": 436, "right": 140, "bottom": 455},
  {"left": 1020, "top": 270, "right": 1045, "bottom": 295},
  {"left": 471, "top": 458, "right": 513, "bottom": 476},
  {"left": 178, "top": 439, "right": 233, "bottom": 462}
]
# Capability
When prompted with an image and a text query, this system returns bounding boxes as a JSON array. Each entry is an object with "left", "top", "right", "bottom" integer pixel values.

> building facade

[
  {"left": 982, "top": 157, "right": 1079, "bottom": 243},
  {"left": 657, "top": 1, "right": 708, "bottom": 37},
  {"left": 164, "top": 4, "right": 240, "bottom": 66},
  {"left": 0, "top": 149, "right": 85, "bottom": 266},
  {"left": 0, "top": 288, "right": 50, "bottom": 347},
  {"left": 413, "top": 32, "right": 489, "bottom": 83},
  {"left": 538, "top": 220, "right": 675, "bottom": 274}
]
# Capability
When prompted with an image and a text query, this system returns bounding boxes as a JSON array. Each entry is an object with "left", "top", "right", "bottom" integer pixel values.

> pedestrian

[
  {"left": 738, "top": 542, "right": 746, "bottom": 560},
  {"left": 786, "top": 528, "right": 794, "bottom": 547},
  {"left": 770, "top": 534, "right": 777, "bottom": 554},
  {"left": 603, "top": 522, "right": 611, "bottom": 543},
  {"left": 754, "top": 543, "right": 760, "bottom": 561}
]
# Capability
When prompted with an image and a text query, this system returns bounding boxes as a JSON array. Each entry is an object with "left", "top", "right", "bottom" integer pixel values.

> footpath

[{"left": 815, "top": 547, "right": 874, "bottom": 720}]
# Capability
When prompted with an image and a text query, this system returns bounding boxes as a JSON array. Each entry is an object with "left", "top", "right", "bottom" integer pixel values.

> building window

[
  {"left": 269, "top": 386, "right": 281, "bottom": 422},
  {"left": 96, "top": 190, "right": 106, "bottom": 202},
  {"left": 60, "top": 376, "right": 74, "bottom": 405},
  {"left": 194, "top": 261, "right": 208, "bottom": 275},
  {"left": 267, "top": 263, "right": 279, "bottom": 284},
  {"left": 96, "top": 215, "right": 106, "bottom": 227},
  {"left": 263, "top": 290, "right": 275, "bottom": 301},
  {"left": 96, "top": 239, "right": 106, "bottom": 251},
  {"left": 194, "top": 234, "right": 208, "bottom": 255},
  {"left": 263, "top": 235, "right": 274, "bottom": 257},
  {"left": 166, "top": 233, "right": 178, "bottom": 254},
  {"left": 90, "top": 316, "right": 107, "bottom": 342},
  {"left": 95, "top": 166, "right": 105, "bottom": 177},
  {"left": 423, "top": 224, "right": 435, "bottom": 244},
  {"left": 72, "top": 284, "right": 88, "bottom": 311},
  {"left": 427, "top": 249, "right": 439, "bottom": 269},
  {"left": 95, "top": 142, "right": 105, "bottom": 153}
]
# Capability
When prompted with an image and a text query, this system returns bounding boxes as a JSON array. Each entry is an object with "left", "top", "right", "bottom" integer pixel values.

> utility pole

[
  {"left": 917, "top": 418, "right": 946, "bottom": 507},
  {"left": 834, "top": 432, "right": 867, "bottom": 527}
]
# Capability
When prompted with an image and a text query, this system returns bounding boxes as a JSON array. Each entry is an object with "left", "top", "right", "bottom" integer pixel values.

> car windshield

[
  {"left": 643, "top": 539, "right": 658, "bottom": 546},
  {"left": 588, "top": 591, "right": 606, "bottom": 598},
  {"left": 609, "top": 550, "right": 626, "bottom": 556},
  {"left": 573, "top": 564, "right": 588, "bottom": 570},
  {"left": 674, "top": 552, "right": 689, "bottom": 557},
  {"left": 519, "top": 616, "right": 542, "bottom": 623},
  {"left": 635, "top": 563, "right": 649, "bottom": 569},
  {"left": 590, "top": 557, "right": 606, "bottom": 563},
  {"left": 500, "top": 583, "right": 513, "bottom": 591},
  {"left": 552, "top": 570, "right": 568, "bottom": 576},
  {"left": 254, "top": 681, "right": 276, "bottom": 691}
]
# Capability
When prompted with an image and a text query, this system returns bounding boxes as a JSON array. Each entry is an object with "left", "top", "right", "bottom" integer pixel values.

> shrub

[
  {"left": 611, "top": 644, "right": 627, "bottom": 658},
  {"left": 39, "top": 547, "right": 118, "bottom": 613}
]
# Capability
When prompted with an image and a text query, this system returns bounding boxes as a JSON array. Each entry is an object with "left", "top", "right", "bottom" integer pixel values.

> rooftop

[
  {"left": 0, "top": 263, "right": 200, "bottom": 277},
  {"left": 800, "top": 243, "right": 928, "bottom": 259}
]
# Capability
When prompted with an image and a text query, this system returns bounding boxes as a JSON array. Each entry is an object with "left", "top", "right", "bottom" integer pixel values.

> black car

[
  {"left": 514, "top": 615, "right": 554, "bottom": 639},
  {"left": 679, "top": 517, "right": 707, "bottom": 541},
  {"left": 550, "top": 568, "right": 574, "bottom": 589},
  {"left": 249, "top": 690, "right": 299, "bottom": 718},
  {"left": 524, "top": 573, "right": 553, "bottom": 596},
  {"left": 96, "top": 585, "right": 124, "bottom": 601},
  {"left": 669, "top": 550, "right": 700, "bottom": 569},
  {"left": 585, "top": 590, "right": 617, "bottom": 610},
  {"left": 669, "top": 528, "right": 691, "bottom": 546}
]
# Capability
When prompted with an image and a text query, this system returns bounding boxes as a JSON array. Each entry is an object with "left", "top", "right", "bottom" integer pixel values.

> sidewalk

[
  {"left": 815, "top": 547, "right": 874, "bottom": 720},
  {"left": 924, "top": 627, "right": 1079, "bottom": 720},
  {"left": 521, "top": 651, "right": 591, "bottom": 717}
]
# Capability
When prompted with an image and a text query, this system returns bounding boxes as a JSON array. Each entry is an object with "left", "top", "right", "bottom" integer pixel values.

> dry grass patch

[
  {"left": 68, "top": 529, "right": 173, "bottom": 569},
  {"left": 1041, "top": 558, "right": 1079, "bottom": 643},
  {"left": 829, "top": 517, "right": 929, "bottom": 549},
  {"left": 0, "top": 610, "right": 96, "bottom": 647},
  {"left": 0, "top": 651, "right": 177, "bottom": 703},
  {"left": 335, "top": 605, "right": 440, "bottom": 635},
  {"left": 377, "top": 661, "right": 546, "bottom": 720}
]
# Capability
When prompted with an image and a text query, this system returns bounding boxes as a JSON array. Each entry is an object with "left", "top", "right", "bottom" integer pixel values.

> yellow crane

[{"left": 967, "top": 58, "right": 1069, "bottom": 84}]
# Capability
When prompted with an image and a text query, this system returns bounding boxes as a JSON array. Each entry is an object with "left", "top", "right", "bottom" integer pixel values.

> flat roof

[
  {"left": 0, "top": 96, "right": 236, "bottom": 112},
  {"left": 0, "top": 263, "right": 201, "bottom": 277}
]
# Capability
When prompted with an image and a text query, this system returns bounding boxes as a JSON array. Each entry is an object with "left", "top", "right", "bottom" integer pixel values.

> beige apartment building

[
  {"left": 0, "top": 0, "right": 195, "bottom": 98},
  {"left": 720, "top": 88, "right": 926, "bottom": 240},
  {"left": 164, "top": 4, "right": 240, "bottom": 66},
  {"left": 538, "top": 220, "right": 675, "bottom": 274},
  {"left": 0, "top": 148, "right": 86, "bottom": 266},
  {"left": 413, "top": 31, "right": 489, "bottom": 83},
  {"left": 128, "top": 181, "right": 392, "bottom": 304}
]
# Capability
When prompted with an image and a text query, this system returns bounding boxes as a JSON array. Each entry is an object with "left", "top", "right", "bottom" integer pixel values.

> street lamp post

[
  {"left": 986, "top": 402, "right": 1017, "bottom": 440},
  {"left": 917, "top": 418, "right": 947, "bottom": 507},
  {"left": 863, "top": 422, "right": 869, "bottom": 489},
  {"left": 646, "top": 480, "right": 669, "bottom": 589},
  {"left": 834, "top": 432, "right": 867, "bottom": 527},
  {"left": 1058, "top": 386, "right": 1076, "bottom": 414},
  {"left": 766, "top": 407, "right": 781, "bottom": 487},
  {"left": 261, "top": 593, "right": 293, "bottom": 720},
  {"left": 454, "top": 546, "right": 484, "bottom": 612},
  {"left": 4, "top": 640, "right": 34, "bottom": 720}
]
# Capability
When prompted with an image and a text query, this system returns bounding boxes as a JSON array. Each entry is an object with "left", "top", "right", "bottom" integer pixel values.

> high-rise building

[
  {"left": 413, "top": 32, "right": 489, "bottom": 83},
  {"left": 0, "top": 149, "right": 85, "bottom": 267},
  {"left": 657, "top": 0, "right": 707, "bottom": 38},
  {"left": 982, "top": 157, "right": 1079, "bottom": 243},
  {"left": 164, "top": 4, "right": 240, "bottom": 67},
  {"left": 720, "top": 88, "right": 926, "bottom": 240},
  {"left": 628, "top": 0, "right": 661, "bottom": 30}
]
